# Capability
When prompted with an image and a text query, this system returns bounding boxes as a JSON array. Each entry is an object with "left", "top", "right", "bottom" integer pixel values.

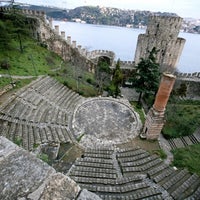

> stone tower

[
  {"left": 141, "top": 73, "right": 176, "bottom": 140},
  {"left": 134, "top": 15, "right": 185, "bottom": 71}
]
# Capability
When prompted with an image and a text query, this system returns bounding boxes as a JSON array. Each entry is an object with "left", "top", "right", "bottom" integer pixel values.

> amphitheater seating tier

[
  {"left": 68, "top": 147, "right": 200, "bottom": 200},
  {"left": 0, "top": 76, "right": 85, "bottom": 150},
  {"left": 0, "top": 76, "right": 200, "bottom": 199}
]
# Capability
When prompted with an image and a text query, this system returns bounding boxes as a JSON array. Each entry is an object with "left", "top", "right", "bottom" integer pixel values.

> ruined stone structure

[
  {"left": 134, "top": 15, "right": 186, "bottom": 71},
  {"left": 1, "top": 7, "right": 200, "bottom": 200},
  {"left": 142, "top": 73, "right": 176, "bottom": 140},
  {"left": 0, "top": 136, "right": 101, "bottom": 200}
]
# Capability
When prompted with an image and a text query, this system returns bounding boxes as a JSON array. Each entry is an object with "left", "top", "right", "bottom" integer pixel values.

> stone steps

[
  {"left": 0, "top": 120, "right": 72, "bottom": 151},
  {"left": 0, "top": 76, "right": 84, "bottom": 126},
  {"left": 166, "top": 130, "right": 200, "bottom": 150}
]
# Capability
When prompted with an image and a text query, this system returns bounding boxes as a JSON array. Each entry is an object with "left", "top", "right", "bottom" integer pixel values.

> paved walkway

[
  {"left": 0, "top": 74, "right": 43, "bottom": 79},
  {"left": 158, "top": 134, "right": 174, "bottom": 165}
]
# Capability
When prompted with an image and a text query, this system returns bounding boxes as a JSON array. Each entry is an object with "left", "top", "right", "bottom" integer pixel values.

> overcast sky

[{"left": 11, "top": 0, "right": 200, "bottom": 18}]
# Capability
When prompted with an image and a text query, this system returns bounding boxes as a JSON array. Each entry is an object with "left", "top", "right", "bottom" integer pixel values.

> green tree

[
  {"left": 176, "top": 82, "right": 187, "bottom": 97},
  {"left": 0, "top": 20, "right": 12, "bottom": 50},
  {"left": 8, "top": 13, "right": 31, "bottom": 53},
  {"left": 132, "top": 47, "right": 160, "bottom": 104},
  {"left": 109, "top": 59, "right": 123, "bottom": 97},
  {"left": 96, "top": 57, "right": 111, "bottom": 94}
]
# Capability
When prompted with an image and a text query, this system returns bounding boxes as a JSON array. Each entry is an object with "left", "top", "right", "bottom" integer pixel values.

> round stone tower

[
  {"left": 134, "top": 15, "right": 185, "bottom": 71},
  {"left": 141, "top": 73, "right": 176, "bottom": 140}
]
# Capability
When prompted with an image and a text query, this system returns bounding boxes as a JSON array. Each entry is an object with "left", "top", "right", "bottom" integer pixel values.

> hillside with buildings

[{"left": 19, "top": 4, "right": 200, "bottom": 33}]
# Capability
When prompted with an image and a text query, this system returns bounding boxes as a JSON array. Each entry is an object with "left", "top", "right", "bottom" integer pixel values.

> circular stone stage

[{"left": 71, "top": 97, "right": 142, "bottom": 147}]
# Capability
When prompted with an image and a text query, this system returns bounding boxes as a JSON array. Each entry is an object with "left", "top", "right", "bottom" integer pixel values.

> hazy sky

[{"left": 12, "top": 0, "right": 200, "bottom": 18}]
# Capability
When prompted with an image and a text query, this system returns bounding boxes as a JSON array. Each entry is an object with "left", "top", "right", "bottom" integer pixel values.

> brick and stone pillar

[{"left": 141, "top": 73, "right": 176, "bottom": 140}]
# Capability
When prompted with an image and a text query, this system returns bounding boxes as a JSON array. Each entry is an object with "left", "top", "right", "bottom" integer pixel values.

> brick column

[{"left": 141, "top": 73, "right": 176, "bottom": 140}]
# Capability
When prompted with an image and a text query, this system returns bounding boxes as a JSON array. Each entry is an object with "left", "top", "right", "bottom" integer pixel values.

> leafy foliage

[
  {"left": 172, "top": 144, "right": 200, "bottom": 176},
  {"left": 176, "top": 83, "right": 187, "bottom": 97},
  {"left": 163, "top": 100, "right": 200, "bottom": 138}
]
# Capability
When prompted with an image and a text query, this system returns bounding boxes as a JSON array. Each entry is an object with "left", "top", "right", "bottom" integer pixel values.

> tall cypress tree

[{"left": 132, "top": 47, "right": 160, "bottom": 104}]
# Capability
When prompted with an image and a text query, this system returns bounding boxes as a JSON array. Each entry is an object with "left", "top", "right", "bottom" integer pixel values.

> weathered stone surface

[
  {"left": 72, "top": 97, "right": 142, "bottom": 147},
  {"left": 0, "top": 137, "right": 55, "bottom": 200},
  {"left": 0, "top": 137, "right": 102, "bottom": 200},
  {"left": 40, "top": 173, "right": 81, "bottom": 200},
  {"left": 0, "top": 136, "right": 18, "bottom": 162},
  {"left": 77, "top": 189, "right": 102, "bottom": 200}
]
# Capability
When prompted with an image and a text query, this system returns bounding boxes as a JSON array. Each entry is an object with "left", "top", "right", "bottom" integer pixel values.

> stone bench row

[
  {"left": 84, "top": 148, "right": 114, "bottom": 155},
  {"left": 70, "top": 171, "right": 117, "bottom": 179},
  {"left": 84, "top": 152, "right": 113, "bottom": 159},
  {"left": 186, "top": 186, "right": 200, "bottom": 200},
  {"left": 71, "top": 176, "right": 117, "bottom": 185},
  {"left": 167, "top": 134, "right": 200, "bottom": 150},
  {"left": 16, "top": 76, "right": 84, "bottom": 114},
  {"left": 117, "top": 148, "right": 148, "bottom": 158},
  {"left": 120, "top": 155, "right": 159, "bottom": 167},
  {"left": 0, "top": 120, "right": 71, "bottom": 151},
  {"left": 79, "top": 181, "right": 149, "bottom": 193},
  {"left": 147, "top": 163, "right": 169, "bottom": 178},
  {"left": 19, "top": 82, "right": 83, "bottom": 114},
  {"left": 153, "top": 168, "right": 200, "bottom": 199},
  {"left": 76, "top": 157, "right": 114, "bottom": 165},
  {"left": 161, "top": 169, "right": 189, "bottom": 190},
  {"left": 74, "top": 160, "right": 114, "bottom": 169},
  {"left": 118, "top": 151, "right": 150, "bottom": 163},
  {"left": 72, "top": 175, "right": 145, "bottom": 186},
  {"left": 0, "top": 98, "right": 68, "bottom": 125},
  {"left": 99, "top": 187, "right": 162, "bottom": 200},
  {"left": 28, "top": 76, "right": 84, "bottom": 111},
  {"left": 153, "top": 167, "right": 176, "bottom": 184},
  {"left": 122, "top": 158, "right": 163, "bottom": 175},
  {"left": 171, "top": 174, "right": 200, "bottom": 199},
  {"left": 72, "top": 166, "right": 117, "bottom": 174}
]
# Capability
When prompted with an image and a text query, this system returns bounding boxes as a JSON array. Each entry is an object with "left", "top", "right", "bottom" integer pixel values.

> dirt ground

[{"left": 117, "top": 136, "right": 160, "bottom": 152}]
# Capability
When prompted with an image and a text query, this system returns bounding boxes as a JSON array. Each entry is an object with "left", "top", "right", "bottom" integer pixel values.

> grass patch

[
  {"left": 50, "top": 63, "right": 98, "bottom": 97},
  {"left": 163, "top": 100, "right": 200, "bottom": 139},
  {"left": 57, "top": 142, "right": 73, "bottom": 160},
  {"left": 38, "top": 153, "right": 49, "bottom": 164},
  {"left": 0, "top": 38, "right": 62, "bottom": 76},
  {"left": 13, "top": 136, "right": 23, "bottom": 146},
  {"left": 0, "top": 77, "right": 35, "bottom": 91},
  {"left": 172, "top": 144, "right": 200, "bottom": 176},
  {"left": 0, "top": 77, "right": 13, "bottom": 88},
  {"left": 151, "top": 149, "right": 167, "bottom": 160},
  {"left": 130, "top": 101, "right": 145, "bottom": 123}
]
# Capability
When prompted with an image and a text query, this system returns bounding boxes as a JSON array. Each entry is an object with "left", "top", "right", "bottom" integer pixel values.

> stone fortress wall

[{"left": 0, "top": 7, "right": 200, "bottom": 84}]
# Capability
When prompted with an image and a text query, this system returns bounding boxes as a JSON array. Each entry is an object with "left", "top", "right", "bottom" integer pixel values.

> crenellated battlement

[
  {"left": 111, "top": 60, "right": 135, "bottom": 69},
  {"left": 0, "top": 7, "right": 46, "bottom": 19},
  {"left": 175, "top": 71, "right": 200, "bottom": 82}
]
